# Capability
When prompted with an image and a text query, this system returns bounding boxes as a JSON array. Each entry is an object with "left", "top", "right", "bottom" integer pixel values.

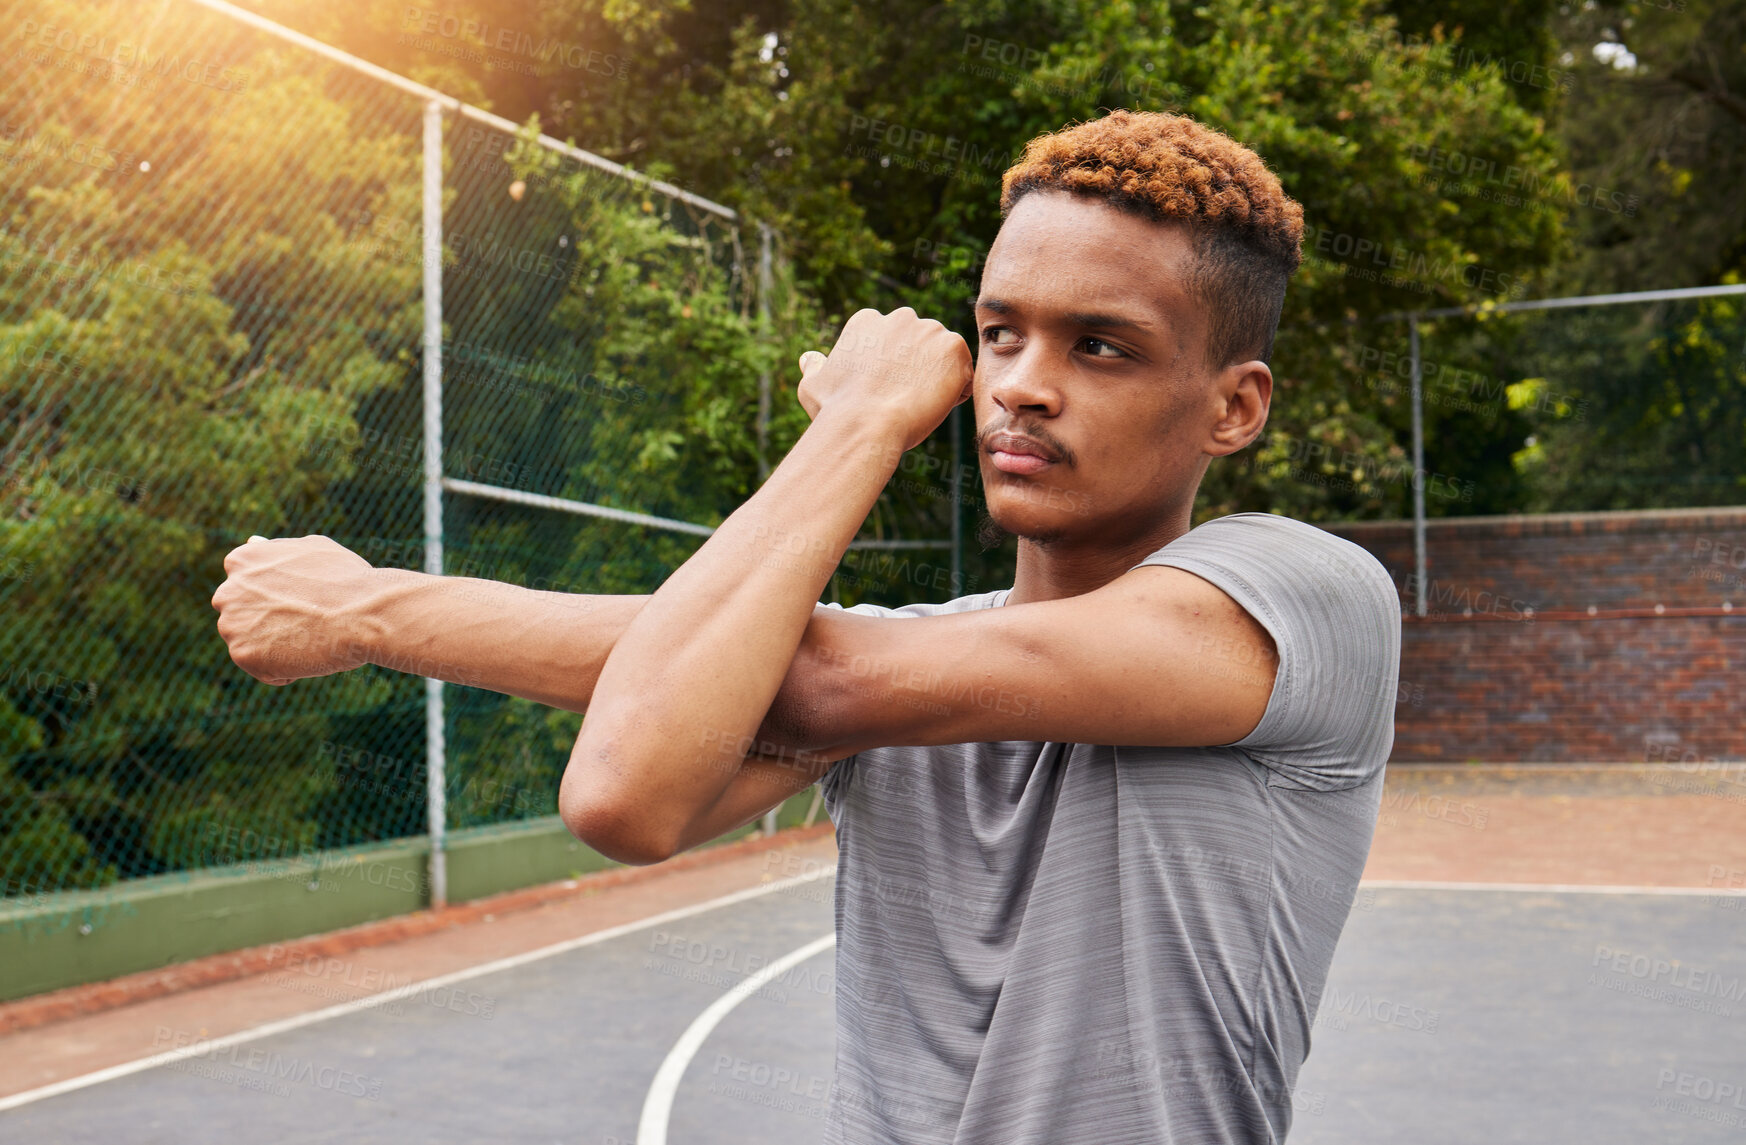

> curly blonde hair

[{"left": 1000, "top": 110, "right": 1304, "bottom": 367}]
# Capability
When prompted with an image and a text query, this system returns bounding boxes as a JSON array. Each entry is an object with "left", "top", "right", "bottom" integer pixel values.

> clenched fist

[
  {"left": 211, "top": 535, "right": 376, "bottom": 685},
  {"left": 795, "top": 307, "right": 973, "bottom": 452}
]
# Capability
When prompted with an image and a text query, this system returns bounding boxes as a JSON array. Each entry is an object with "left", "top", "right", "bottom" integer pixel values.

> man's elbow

[{"left": 557, "top": 778, "right": 680, "bottom": 867}]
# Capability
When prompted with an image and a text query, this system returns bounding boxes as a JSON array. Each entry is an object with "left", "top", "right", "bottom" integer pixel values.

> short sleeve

[{"left": 1135, "top": 513, "right": 1402, "bottom": 791}]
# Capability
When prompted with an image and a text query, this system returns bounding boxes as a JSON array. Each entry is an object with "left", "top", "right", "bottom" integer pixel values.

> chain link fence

[
  {"left": 0, "top": 0, "right": 814, "bottom": 912},
  {"left": 1241, "top": 285, "right": 1746, "bottom": 548}
]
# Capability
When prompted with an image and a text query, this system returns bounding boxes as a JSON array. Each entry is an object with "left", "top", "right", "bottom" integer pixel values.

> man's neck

[{"left": 1006, "top": 507, "right": 1195, "bottom": 606}]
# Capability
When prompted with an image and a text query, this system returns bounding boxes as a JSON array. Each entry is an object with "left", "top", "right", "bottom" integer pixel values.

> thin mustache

[{"left": 975, "top": 423, "right": 1075, "bottom": 468}]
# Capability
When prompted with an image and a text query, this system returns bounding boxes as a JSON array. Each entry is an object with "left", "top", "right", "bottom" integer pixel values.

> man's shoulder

[
  {"left": 1154, "top": 511, "right": 1378, "bottom": 563},
  {"left": 1138, "top": 512, "right": 1397, "bottom": 605}
]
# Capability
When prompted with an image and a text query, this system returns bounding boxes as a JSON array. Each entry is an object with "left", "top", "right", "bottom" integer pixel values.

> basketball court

[{"left": 2, "top": 765, "right": 1743, "bottom": 1143}]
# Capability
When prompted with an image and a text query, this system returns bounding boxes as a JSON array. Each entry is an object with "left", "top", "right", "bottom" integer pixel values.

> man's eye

[
  {"left": 1080, "top": 338, "right": 1125, "bottom": 359},
  {"left": 981, "top": 326, "right": 1019, "bottom": 345}
]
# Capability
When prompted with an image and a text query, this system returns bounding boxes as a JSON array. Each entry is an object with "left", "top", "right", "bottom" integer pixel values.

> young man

[{"left": 214, "top": 109, "right": 1400, "bottom": 1143}]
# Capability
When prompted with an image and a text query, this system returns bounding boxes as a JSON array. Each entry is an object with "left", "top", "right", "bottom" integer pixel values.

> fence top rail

[
  {"left": 1378, "top": 282, "right": 1746, "bottom": 323},
  {"left": 442, "top": 478, "right": 952, "bottom": 549},
  {"left": 181, "top": 0, "right": 740, "bottom": 221}
]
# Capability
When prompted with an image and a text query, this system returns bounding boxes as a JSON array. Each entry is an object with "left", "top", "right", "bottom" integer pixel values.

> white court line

[
  {"left": 2, "top": 867, "right": 1729, "bottom": 1114},
  {"left": 0, "top": 863, "right": 838, "bottom": 1114},
  {"left": 638, "top": 932, "right": 836, "bottom": 1145},
  {"left": 1360, "top": 879, "right": 1746, "bottom": 896}
]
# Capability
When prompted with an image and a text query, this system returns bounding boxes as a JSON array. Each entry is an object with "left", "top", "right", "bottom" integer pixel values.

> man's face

[{"left": 972, "top": 190, "right": 1256, "bottom": 546}]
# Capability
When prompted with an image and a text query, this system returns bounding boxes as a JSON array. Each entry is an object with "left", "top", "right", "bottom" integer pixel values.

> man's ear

[{"left": 1206, "top": 360, "right": 1272, "bottom": 457}]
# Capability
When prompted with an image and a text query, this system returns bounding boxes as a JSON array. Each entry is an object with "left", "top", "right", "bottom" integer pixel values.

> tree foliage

[{"left": 0, "top": 0, "right": 817, "bottom": 892}]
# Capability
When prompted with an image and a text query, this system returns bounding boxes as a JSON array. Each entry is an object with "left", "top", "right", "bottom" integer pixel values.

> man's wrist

[
  {"left": 338, "top": 566, "right": 404, "bottom": 666},
  {"left": 805, "top": 404, "right": 914, "bottom": 473}
]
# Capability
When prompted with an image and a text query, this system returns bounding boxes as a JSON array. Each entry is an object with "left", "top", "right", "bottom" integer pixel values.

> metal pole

[
  {"left": 949, "top": 405, "right": 963, "bottom": 594},
  {"left": 756, "top": 223, "right": 774, "bottom": 486},
  {"left": 1409, "top": 315, "right": 1426, "bottom": 619},
  {"left": 756, "top": 223, "right": 778, "bottom": 840},
  {"left": 421, "top": 100, "right": 448, "bottom": 909},
  {"left": 442, "top": 476, "right": 947, "bottom": 546}
]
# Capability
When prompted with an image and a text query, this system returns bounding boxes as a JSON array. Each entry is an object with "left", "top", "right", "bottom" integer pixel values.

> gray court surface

[{"left": 5, "top": 878, "right": 1744, "bottom": 1143}]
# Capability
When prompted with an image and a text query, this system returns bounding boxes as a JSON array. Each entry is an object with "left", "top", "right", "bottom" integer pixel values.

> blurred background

[{"left": 0, "top": 0, "right": 1741, "bottom": 1002}]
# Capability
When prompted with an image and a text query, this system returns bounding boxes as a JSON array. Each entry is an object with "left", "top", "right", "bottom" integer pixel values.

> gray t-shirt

[{"left": 817, "top": 511, "right": 1401, "bottom": 1144}]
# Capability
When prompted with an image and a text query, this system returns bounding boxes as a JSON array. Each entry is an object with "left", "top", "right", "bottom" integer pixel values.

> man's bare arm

[
  {"left": 214, "top": 540, "right": 842, "bottom": 743},
  {"left": 211, "top": 537, "right": 649, "bottom": 714},
  {"left": 211, "top": 540, "right": 843, "bottom": 836},
  {"left": 602, "top": 562, "right": 1279, "bottom": 863},
  {"left": 341, "top": 568, "right": 848, "bottom": 836},
  {"left": 355, "top": 570, "right": 648, "bottom": 713},
  {"left": 211, "top": 531, "right": 1280, "bottom": 865},
  {"left": 559, "top": 311, "right": 973, "bottom": 866}
]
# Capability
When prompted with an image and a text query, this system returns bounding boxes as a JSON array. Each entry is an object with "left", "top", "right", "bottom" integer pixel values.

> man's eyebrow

[
  {"left": 1064, "top": 310, "right": 1157, "bottom": 331},
  {"left": 975, "top": 296, "right": 1158, "bottom": 331}
]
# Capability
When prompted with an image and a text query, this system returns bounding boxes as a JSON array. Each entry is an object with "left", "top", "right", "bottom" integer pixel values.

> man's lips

[{"left": 985, "top": 432, "right": 1059, "bottom": 476}]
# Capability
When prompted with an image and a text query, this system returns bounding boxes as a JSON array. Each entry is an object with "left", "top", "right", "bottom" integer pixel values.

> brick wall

[{"left": 1319, "top": 506, "right": 1745, "bottom": 763}]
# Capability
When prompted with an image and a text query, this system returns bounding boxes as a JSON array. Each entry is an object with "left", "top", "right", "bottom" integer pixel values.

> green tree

[
  {"left": 241, "top": 0, "right": 1575, "bottom": 537},
  {"left": 1551, "top": 0, "right": 1746, "bottom": 293},
  {"left": 492, "top": 0, "right": 1568, "bottom": 587},
  {"left": 1507, "top": 292, "right": 1746, "bottom": 510},
  {"left": 0, "top": 1, "right": 424, "bottom": 892},
  {"left": 1, "top": 0, "right": 822, "bottom": 891}
]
